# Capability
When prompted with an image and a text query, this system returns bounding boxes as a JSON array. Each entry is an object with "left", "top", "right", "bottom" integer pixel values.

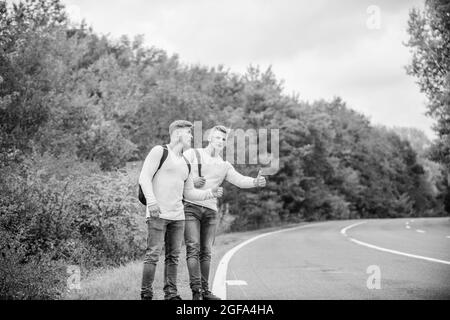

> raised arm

[
  {"left": 138, "top": 145, "right": 164, "bottom": 206},
  {"left": 225, "top": 162, "right": 260, "bottom": 188}
]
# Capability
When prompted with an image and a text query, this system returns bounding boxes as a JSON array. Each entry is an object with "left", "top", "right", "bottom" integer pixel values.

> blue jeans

[
  {"left": 184, "top": 202, "right": 218, "bottom": 292},
  {"left": 141, "top": 216, "right": 184, "bottom": 299}
]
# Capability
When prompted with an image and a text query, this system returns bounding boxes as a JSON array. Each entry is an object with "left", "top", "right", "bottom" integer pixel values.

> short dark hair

[
  {"left": 169, "top": 120, "right": 193, "bottom": 135},
  {"left": 211, "top": 125, "right": 228, "bottom": 135}
]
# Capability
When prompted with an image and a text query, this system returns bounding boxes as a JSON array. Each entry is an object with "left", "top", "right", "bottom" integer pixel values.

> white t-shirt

[{"left": 139, "top": 145, "right": 215, "bottom": 220}]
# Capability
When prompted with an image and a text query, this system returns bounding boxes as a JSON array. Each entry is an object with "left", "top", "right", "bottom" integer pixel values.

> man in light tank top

[
  {"left": 183, "top": 125, "right": 266, "bottom": 300},
  {"left": 139, "top": 120, "right": 223, "bottom": 300}
]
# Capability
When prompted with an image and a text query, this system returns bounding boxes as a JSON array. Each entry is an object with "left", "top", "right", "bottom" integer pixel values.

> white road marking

[
  {"left": 341, "top": 222, "right": 450, "bottom": 266},
  {"left": 446, "top": 236, "right": 450, "bottom": 239},
  {"left": 406, "top": 222, "right": 409, "bottom": 225},
  {"left": 226, "top": 280, "right": 248, "bottom": 286},
  {"left": 212, "top": 223, "right": 319, "bottom": 300},
  {"left": 406, "top": 226, "right": 411, "bottom": 229},
  {"left": 340, "top": 221, "right": 366, "bottom": 236},
  {"left": 416, "top": 229, "right": 426, "bottom": 233}
]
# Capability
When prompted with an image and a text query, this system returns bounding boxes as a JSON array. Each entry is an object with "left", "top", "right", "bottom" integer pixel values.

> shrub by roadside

[{"left": 0, "top": 152, "right": 147, "bottom": 299}]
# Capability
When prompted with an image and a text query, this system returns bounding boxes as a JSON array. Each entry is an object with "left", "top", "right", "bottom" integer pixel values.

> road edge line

[
  {"left": 211, "top": 223, "right": 319, "bottom": 300},
  {"left": 341, "top": 221, "right": 450, "bottom": 266}
]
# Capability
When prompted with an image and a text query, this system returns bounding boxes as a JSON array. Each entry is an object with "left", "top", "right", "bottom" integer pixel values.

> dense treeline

[
  {"left": 0, "top": 0, "right": 447, "bottom": 299},
  {"left": 405, "top": 0, "right": 450, "bottom": 213}
]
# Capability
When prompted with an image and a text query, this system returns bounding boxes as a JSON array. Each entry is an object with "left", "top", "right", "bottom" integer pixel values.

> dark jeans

[
  {"left": 184, "top": 202, "right": 218, "bottom": 292},
  {"left": 141, "top": 216, "right": 184, "bottom": 299}
]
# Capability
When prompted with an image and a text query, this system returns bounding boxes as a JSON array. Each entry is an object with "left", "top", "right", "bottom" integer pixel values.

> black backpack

[{"left": 138, "top": 145, "right": 191, "bottom": 205}]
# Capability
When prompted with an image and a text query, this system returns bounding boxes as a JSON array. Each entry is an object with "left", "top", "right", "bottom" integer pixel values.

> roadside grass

[{"left": 64, "top": 222, "right": 306, "bottom": 300}]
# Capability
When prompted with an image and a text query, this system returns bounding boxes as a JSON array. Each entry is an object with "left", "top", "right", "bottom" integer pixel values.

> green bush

[
  {"left": 0, "top": 236, "right": 66, "bottom": 300},
  {"left": 0, "top": 153, "right": 146, "bottom": 298}
]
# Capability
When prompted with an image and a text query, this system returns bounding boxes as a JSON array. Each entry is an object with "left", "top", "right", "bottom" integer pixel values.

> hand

[
  {"left": 193, "top": 176, "right": 206, "bottom": 188},
  {"left": 253, "top": 169, "right": 266, "bottom": 187},
  {"left": 211, "top": 186, "right": 223, "bottom": 198},
  {"left": 147, "top": 203, "right": 161, "bottom": 218}
]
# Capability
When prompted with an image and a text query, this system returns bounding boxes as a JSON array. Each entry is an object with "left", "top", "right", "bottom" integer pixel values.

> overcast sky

[{"left": 60, "top": 0, "right": 435, "bottom": 139}]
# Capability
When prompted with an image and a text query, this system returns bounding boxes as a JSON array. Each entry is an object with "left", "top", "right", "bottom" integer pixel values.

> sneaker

[
  {"left": 167, "top": 295, "right": 182, "bottom": 300},
  {"left": 202, "top": 290, "right": 221, "bottom": 300},
  {"left": 192, "top": 290, "right": 203, "bottom": 300}
]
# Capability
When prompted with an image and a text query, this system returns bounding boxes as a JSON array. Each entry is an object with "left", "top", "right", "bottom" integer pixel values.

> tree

[
  {"left": 391, "top": 127, "right": 432, "bottom": 156},
  {"left": 406, "top": 0, "right": 450, "bottom": 212}
]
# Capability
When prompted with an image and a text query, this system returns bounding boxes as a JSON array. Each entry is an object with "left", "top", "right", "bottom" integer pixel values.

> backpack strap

[
  {"left": 193, "top": 148, "right": 202, "bottom": 177},
  {"left": 182, "top": 155, "right": 191, "bottom": 180},
  {"left": 139, "top": 145, "right": 169, "bottom": 206},
  {"left": 153, "top": 145, "right": 169, "bottom": 178}
]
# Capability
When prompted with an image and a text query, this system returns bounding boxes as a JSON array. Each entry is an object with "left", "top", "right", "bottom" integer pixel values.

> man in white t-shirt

[
  {"left": 139, "top": 120, "right": 223, "bottom": 300},
  {"left": 183, "top": 125, "right": 266, "bottom": 300}
]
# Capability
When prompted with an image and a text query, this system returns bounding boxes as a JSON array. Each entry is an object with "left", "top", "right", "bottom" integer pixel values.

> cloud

[
  {"left": 60, "top": 0, "right": 434, "bottom": 138},
  {"left": 65, "top": 4, "right": 82, "bottom": 24}
]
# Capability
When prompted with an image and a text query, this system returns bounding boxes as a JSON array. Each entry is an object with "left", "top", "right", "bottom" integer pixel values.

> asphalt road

[{"left": 221, "top": 217, "right": 450, "bottom": 299}]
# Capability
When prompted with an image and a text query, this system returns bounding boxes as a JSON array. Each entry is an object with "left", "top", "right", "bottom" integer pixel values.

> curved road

[{"left": 213, "top": 217, "right": 450, "bottom": 299}]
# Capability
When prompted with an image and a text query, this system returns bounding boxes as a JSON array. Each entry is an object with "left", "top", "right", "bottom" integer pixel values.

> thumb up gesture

[{"left": 253, "top": 169, "right": 266, "bottom": 188}]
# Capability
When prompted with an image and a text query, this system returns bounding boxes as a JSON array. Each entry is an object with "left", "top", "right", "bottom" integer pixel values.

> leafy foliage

[{"left": 406, "top": 0, "right": 450, "bottom": 213}]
